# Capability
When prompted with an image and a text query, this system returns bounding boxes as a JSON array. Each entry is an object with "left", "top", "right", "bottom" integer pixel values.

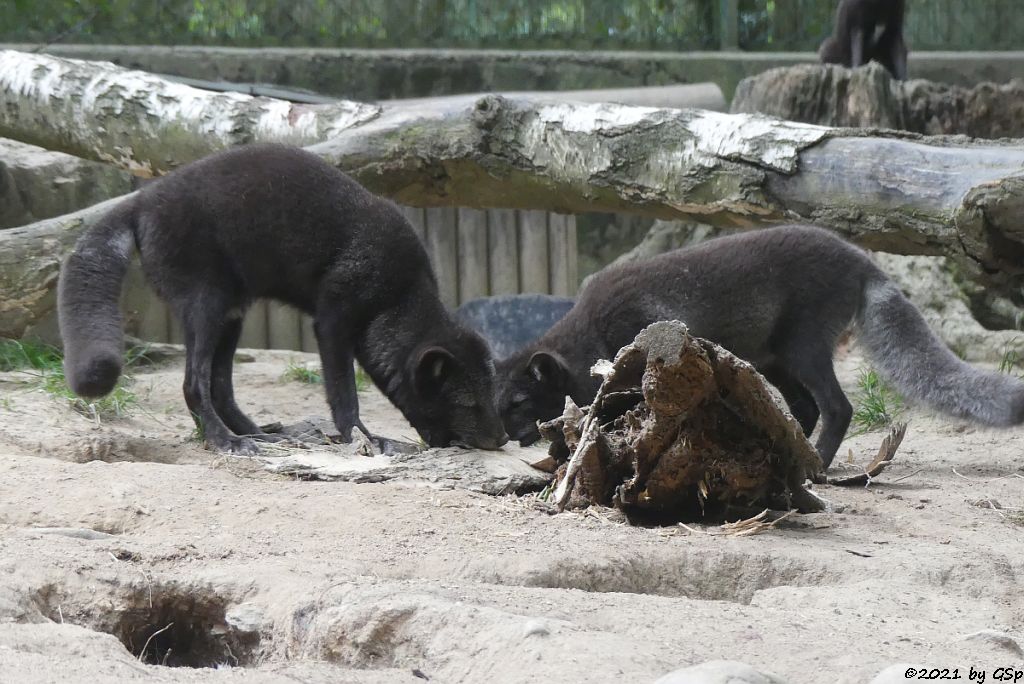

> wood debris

[{"left": 538, "top": 321, "right": 827, "bottom": 522}]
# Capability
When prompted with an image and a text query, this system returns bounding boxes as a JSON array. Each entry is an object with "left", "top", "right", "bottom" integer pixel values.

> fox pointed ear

[
  {"left": 415, "top": 346, "right": 456, "bottom": 395},
  {"left": 527, "top": 351, "right": 568, "bottom": 389}
]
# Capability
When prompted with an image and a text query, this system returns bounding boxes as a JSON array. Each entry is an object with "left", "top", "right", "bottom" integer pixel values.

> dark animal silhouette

[
  {"left": 819, "top": 0, "right": 908, "bottom": 80},
  {"left": 495, "top": 225, "right": 1024, "bottom": 469},
  {"left": 58, "top": 144, "right": 508, "bottom": 454}
]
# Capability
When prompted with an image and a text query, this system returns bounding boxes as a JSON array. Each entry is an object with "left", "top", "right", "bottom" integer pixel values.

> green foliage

[
  {"left": 998, "top": 343, "right": 1024, "bottom": 379},
  {"left": 189, "top": 412, "right": 206, "bottom": 442},
  {"left": 282, "top": 359, "right": 371, "bottom": 392},
  {"left": 4, "top": 0, "right": 1016, "bottom": 52},
  {"left": 42, "top": 368, "right": 139, "bottom": 420},
  {"left": 282, "top": 360, "right": 322, "bottom": 384},
  {"left": 0, "top": 339, "right": 63, "bottom": 372},
  {"left": 851, "top": 368, "right": 905, "bottom": 435},
  {"left": 355, "top": 365, "right": 371, "bottom": 393},
  {"left": 0, "top": 339, "right": 142, "bottom": 420}
]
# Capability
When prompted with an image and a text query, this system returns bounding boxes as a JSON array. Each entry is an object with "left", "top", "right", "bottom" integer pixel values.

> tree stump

[{"left": 540, "top": 321, "right": 826, "bottom": 522}]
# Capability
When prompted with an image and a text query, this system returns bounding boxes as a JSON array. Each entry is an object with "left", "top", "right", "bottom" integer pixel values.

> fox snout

[{"left": 472, "top": 430, "right": 510, "bottom": 451}]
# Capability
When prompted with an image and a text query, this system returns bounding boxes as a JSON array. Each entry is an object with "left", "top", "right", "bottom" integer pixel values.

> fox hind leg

[
  {"left": 775, "top": 341, "right": 852, "bottom": 470},
  {"left": 179, "top": 293, "right": 259, "bottom": 455},
  {"left": 208, "top": 312, "right": 286, "bottom": 441},
  {"left": 760, "top": 364, "right": 820, "bottom": 437}
]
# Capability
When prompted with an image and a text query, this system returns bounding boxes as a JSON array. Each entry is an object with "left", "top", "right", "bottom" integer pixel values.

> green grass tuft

[
  {"left": 282, "top": 360, "right": 322, "bottom": 384},
  {"left": 850, "top": 368, "right": 905, "bottom": 435},
  {"left": 355, "top": 365, "right": 371, "bottom": 393},
  {"left": 282, "top": 359, "right": 372, "bottom": 393},
  {"left": 998, "top": 343, "right": 1024, "bottom": 379},
  {"left": 188, "top": 412, "right": 206, "bottom": 442},
  {"left": 0, "top": 339, "right": 63, "bottom": 372},
  {"left": 0, "top": 338, "right": 142, "bottom": 420}
]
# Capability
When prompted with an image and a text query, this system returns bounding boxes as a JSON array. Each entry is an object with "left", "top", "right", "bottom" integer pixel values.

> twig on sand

[
  {"left": 829, "top": 422, "right": 907, "bottom": 487},
  {"left": 953, "top": 468, "right": 1024, "bottom": 483},
  {"left": 890, "top": 469, "right": 923, "bottom": 484},
  {"left": 719, "top": 509, "right": 796, "bottom": 537},
  {"left": 676, "top": 509, "right": 796, "bottom": 537},
  {"left": 137, "top": 622, "right": 173, "bottom": 663}
]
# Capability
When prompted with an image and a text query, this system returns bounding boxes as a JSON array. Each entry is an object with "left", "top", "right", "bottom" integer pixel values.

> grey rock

[
  {"left": 653, "top": 660, "right": 790, "bottom": 684},
  {"left": 258, "top": 442, "right": 552, "bottom": 496},
  {"left": 226, "top": 603, "right": 271, "bottom": 634},
  {"left": 523, "top": 619, "right": 550, "bottom": 637},
  {"left": 455, "top": 294, "right": 574, "bottom": 359}
]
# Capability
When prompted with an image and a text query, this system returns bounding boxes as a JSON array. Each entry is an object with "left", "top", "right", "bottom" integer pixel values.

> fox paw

[{"left": 209, "top": 435, "right": 260, "bottom": 456}]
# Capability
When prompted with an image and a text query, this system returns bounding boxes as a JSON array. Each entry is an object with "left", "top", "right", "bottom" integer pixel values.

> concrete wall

[{"left": 8, "top": 45, "right": 1024, "bottom": 102}]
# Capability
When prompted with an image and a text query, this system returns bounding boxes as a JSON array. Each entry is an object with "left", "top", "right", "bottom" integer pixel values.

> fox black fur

[
  {"left": 819, "top": 0, "right": 908, "bottom": 80},
  {"left": 495, "top": 225, "right": 1024, "bottom": 469},
  {"left": 58, "top": 144, "right": 509, "bottom": 454}
]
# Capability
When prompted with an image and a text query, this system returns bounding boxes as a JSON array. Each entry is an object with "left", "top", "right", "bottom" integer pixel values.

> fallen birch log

[
  {"left": 2, "top": 49, "right": 1023, "bottom": 337},
  {"left": 0, "top": 49, "right": 380, "bottom": 176}
]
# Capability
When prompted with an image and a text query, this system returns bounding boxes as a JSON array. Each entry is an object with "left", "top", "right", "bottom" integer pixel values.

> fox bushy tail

[
  {"left": 857, "top": 279, "right": 1024, "bottom": 426},
  {"left": 57, "top": 201, "right": 137, "bottom": 398}
]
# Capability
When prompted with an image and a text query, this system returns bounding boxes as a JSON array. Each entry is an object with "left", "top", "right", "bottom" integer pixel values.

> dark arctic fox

[
  {"left": 58, "top": 144, "right": 508, "bottom": 454},
  {"left": 496, "top": 225, "right": 1024, "bottom": 468},
  {"left": 819, "top": 0, "right": 908, "bottom": 81}
]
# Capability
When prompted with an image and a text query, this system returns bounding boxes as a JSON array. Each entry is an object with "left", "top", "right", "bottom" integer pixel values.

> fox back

[
  {"left": 58, "top": 144, "right": 508, "bottom": 452},
  {"left": 496, "top": 225, "right": 1024, "bottom": 467}
]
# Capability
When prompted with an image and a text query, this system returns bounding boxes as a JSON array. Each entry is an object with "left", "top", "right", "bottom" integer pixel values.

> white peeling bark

[
  {"left": 2, "top": 51, "right": 1024, "bottom": 336},
  {"left": 0, "top": 49, "right": 380, "bottom": 176}
]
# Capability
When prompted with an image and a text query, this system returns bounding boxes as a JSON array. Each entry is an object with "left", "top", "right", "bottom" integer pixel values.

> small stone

[
  {"left": 225, "top": 603, "right": 270, "bottom": 634},
  {"left": 455, "top": 294, "right": 575, "bottom": 359},
  {"left": 654, "top": 660, "right": 790, "bottom": 684},
  {"left": 523, "top": 619, "right": 550, "bottom": 637}
]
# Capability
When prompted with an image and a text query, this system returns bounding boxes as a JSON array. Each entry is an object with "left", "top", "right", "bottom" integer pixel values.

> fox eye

[{"left": 510, "top": 395, "right": 528, "bottom": 409}]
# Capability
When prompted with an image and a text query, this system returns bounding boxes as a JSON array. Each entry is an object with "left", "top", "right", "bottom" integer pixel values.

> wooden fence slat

[
  {"left": 168, "top": 306, "right": 185, "bottom": 345},
  {"left": 457, "top": 208, "right": 489, "bottom": 303},
  {"left": 267, "top": 301, "right": 302, "bottom": 351},
  {"left": 566, "top": 215, "right": 579, "bottom": 294},
  {"left": 400, "top": 204, "right": 426, "bottom": 243},
  {"left": 121, "top": 207, "right": 579, "bottom": 347},
  {"left": 239, "top": 300, "right": 269, "bottom": 349},
  {"left": 518, "top": 210, "right": 549, "bottom": 294},
  {"left": 121, "top": 259, "right": 169, "bottom": 343},
  {"left": 547, "top": 212, "right": 573, "bottom": 296},
  {"left": 425, "top": 206, "right": 459, "bottom": 308},
  {"left": 488, "top": 209, "right": 519, "bottom": 296},
  {"left": 300, "top": 314, "right": 319, "bottom": 354}
]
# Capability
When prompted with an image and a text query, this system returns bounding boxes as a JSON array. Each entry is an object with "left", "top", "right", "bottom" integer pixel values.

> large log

[
  {"left": 0, "top": 49, "right": 380, "bottom": 176},
  {"left": 385, "top": 83, "right": 726, "bottom": 111},
  {"left": 2, "top": 51, "right": 1024, "bottom": 337},
  {"left": 0, "top": 138, "right": 133, "bottom": 229},
  {"left": 731, "top": 62, "right": 1024, "bottom": 139}
]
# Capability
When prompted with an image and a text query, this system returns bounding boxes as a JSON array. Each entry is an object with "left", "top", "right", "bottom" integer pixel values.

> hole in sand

[
  {"left": 114, "top": 591, "right": 257, "bottom": 668},
  {"left": 53, "top": 585, "right": 259, "bottom": 668}
]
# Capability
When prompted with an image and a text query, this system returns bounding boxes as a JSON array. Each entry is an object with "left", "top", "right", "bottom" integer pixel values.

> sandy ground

[{"left": 0, "top": 347, "right": 1022, "bottom": 683}]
